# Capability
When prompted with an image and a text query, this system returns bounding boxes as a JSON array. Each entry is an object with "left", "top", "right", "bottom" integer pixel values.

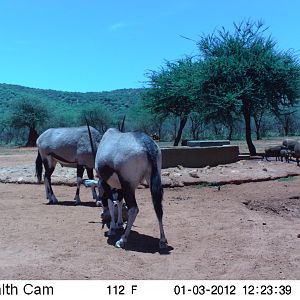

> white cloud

[{"left": 109, "top": 22, "right": 126, "bottom": 31}]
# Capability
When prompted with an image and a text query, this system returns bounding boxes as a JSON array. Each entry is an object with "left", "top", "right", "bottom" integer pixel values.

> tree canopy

[
  {"left": 10, "top": 97, "right": 49, "bottom": 146},
  {"left": 198, "top": 20, "right": 300, "bottom": 154},
  {"left": 144, "top": 57, "right": 202, "bottom": 145},
  {"left": 144, "top": 20, "right": 300, "bottom": 152},
  {"left": 79, "top": 104, "right": 112, "bottom": 134}
]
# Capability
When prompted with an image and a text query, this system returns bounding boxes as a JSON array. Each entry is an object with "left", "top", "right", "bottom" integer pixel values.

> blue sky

[{"left": 0, "top": 0, "right": 300, "bottom": 92}]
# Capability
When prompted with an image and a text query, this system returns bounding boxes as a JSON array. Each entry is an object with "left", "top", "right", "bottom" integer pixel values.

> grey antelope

[
  {"left": 94, "top": 128, "right": 168, "bottom": 249},
  {"left": 35, "top": 126, "right": 101, "bottom": 205}
]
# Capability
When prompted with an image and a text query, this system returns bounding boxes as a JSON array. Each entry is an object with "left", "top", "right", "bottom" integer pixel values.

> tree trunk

[
  {"left": 255, "top": 128, "right": 261, "bottom": 141},
  {"left": 243, "top": 104, "right": 256, "bottom": 156},
  {"left": 227, "top": 124, "right": 233, "bottom": 140},
  {"left": 26, "top": 126, "right": 39, "bottom": 147},
  {"left": 283, "top": 116, "right": 290, "bottom": 136},
  {"left": 253, "top": 116, "right": 262, "bottom": 140},
  {"left": 158, "top": 124, "right": 162, "bottom": 141},
  {"left": 172, "top": 117, "right": 178, "bottom": 140},
  {"left": 213, "top": 124, "right": 219, "bottom": 136},
  {"left": 190, "top": 115, "right": 201, "bottom": 140},
  {"left": 191, "top": 123, "right": 201, "bottom": 140},
  {"left": 173, "top": 116, "right": 188, "bottom": 146}
]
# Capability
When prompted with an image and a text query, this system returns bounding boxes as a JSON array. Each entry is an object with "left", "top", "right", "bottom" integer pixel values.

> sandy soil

[{"left": 0, "top": 147, "right": 300, "bottom": 280}]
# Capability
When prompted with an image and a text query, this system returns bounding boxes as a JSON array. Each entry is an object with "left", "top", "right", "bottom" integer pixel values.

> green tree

[
  {"left": 198, "top": 20, "right": 300, "bottom": 155},
  {"left": 189, "top": 111, "right": 205, "bottom": 140},
  {"left": 274, "top": 107, "right": 297, "bottom": 136},
  {"left": 127, "top": 103, "right": 165, "bottom": 137},
  {"left": 202, "top": 92, "right": 240, "bottom": 140},
  {"left": 79, "top": 104, "right": 112, "bottom": 133},
  {"left": 144, "top": 57, "right": 200, "bottom": 146},
  {"left": 10, "top": 97, "right": 49, "bottom": 146}
]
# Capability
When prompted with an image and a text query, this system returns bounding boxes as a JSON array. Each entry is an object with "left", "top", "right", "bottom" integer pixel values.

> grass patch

[{"left": 275, "top": 176, "right": 297, "bottom": 182}]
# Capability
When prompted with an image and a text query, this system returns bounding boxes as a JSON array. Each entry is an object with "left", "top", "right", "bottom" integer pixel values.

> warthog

[
  {"left": 264, "top": 145, "right": 282, "bottom": 161},
  {"left": 293, "top": 141, "right": 300, "bottom": 166}
]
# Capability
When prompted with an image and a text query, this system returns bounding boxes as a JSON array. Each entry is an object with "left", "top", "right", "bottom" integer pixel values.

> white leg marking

[
  {"left": 115, "top": 206, "right": 139, "bottom": 248},
  {"left": 95, "top": 197, "right": 102, "bottom": 207}
]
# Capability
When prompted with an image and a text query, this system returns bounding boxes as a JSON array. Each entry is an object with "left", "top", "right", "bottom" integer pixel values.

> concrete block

[
  {"left": 161, "top": 145, "right": 239, "bottom": 168},
  {"left": 186, "top": 140, "right": 230, "bottom": 147}
]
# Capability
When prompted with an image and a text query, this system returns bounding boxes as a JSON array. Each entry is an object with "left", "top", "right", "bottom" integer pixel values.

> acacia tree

[
  {"left": 189, "top": 112, "right": 205, "bottom": 140},
  {"left": 144, "top": 57, "right": 201, "bottom": 146},
  {"left": 198, "top": 20, "right": 300, "bottom": 155},
  {"left": 127, "top": 103, "right": 166, "bottom": 137},
  {"left": 79, "top": 104, "right": 112, "bottom": 133},
  {"left": 274, "top": 107, "right": 297, "bottom": 136},
  {"left": 10, "top": 97, "right": 49, "bottom": 146},
  {"left": 202, "top": 92, "right": 240, "bottom": 140}
]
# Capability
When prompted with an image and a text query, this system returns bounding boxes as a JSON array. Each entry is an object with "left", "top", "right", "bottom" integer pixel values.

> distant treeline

[{"left": 0, "top": 82, "right": 299, "bottom": 147}]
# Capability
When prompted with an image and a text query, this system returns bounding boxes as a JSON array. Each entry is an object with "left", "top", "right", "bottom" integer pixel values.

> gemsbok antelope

[
  {"left": 94, "top": 128, "right": 168, "bottom": 249},
  {"left": 36, "top": 126, "right": 101, "bottom": 205}
]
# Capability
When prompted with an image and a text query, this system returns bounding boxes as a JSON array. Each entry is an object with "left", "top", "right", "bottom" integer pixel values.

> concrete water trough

[
  {"left": 186, "top": 140, "right": 231, "bottom": 147},
  {"left": 161, "top": 145, "right": 239, "bottom": 168}
]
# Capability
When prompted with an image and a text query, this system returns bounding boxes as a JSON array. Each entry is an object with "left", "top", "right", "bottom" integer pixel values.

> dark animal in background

[
  {"left": 264, "top": 145, "right": 282, "bottom": 161},
  {"left": 282, "top": 139, "right": 300, "bottom": 165},
  {"left": 280, "top": 148, "right": 292, "bottom": 163},
  {"left": 282, "top": 139, "right": 298, "bottom": 151},
  {"left": 152, "top": 133, "right": 160, "bottom": 141},
  {"left": 293, "top": 141, "right": 300, "bottom": 166}
]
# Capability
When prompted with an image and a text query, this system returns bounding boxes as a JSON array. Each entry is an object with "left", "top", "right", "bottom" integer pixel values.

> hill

[{"left": 0, "top": 83, "right": 144, "bottom": 116}]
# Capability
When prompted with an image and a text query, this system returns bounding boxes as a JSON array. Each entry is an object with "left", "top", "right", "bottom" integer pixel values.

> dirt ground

[{"left": 0, "top": 146, "right": 300, "bottom": 280}]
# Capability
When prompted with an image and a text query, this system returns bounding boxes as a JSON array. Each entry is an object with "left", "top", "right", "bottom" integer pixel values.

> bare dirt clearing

[{"left": 0, "top": 147, "right": 300, "bottom": 279}]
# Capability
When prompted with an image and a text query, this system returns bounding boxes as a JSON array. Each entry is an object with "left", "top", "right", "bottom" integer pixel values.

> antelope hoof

[
  {"left": 48, "top": 201, "right": 58, "bottom": 205},
  {"left": 48, "top": 197, "right": 58, "bottom": 205},
  {"left": 159, "top": 240, "right": 168, "bottom": 249},
  {"left": 52, "top": 195, "right": 58, "bottom": 204},
  {"left": 115, "top": 238, "right": 126, "bottom": 248}
]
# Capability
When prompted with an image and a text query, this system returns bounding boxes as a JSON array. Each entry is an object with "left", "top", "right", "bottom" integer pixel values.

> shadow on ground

[
  {"left": 106, "top": 230, "right": 173, "bottom": 255},
  {"left": 44, "top": 201, "right": 96, "bottom": 207}
]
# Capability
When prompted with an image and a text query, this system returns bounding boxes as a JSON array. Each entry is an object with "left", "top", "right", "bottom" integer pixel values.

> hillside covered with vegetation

[
  {"left": 0, "top": 83, "right": 142, "bottom": 115},
  {"left": 0, "top": 83, "right": 145, "bottom": 145},
  {"left": 1, "top": 80, "right": 299, "bottom": 148}
]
